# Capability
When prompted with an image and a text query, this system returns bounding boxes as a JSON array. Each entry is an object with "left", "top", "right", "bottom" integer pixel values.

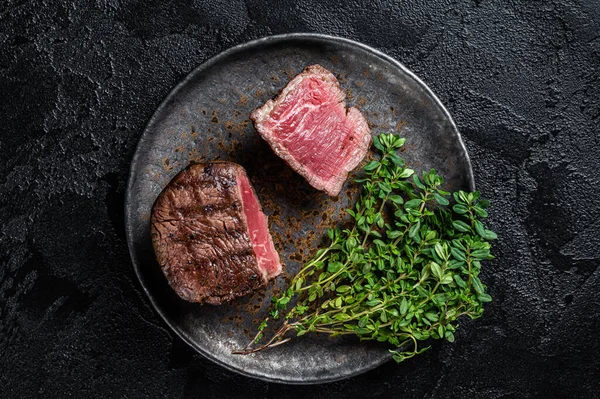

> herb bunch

[{"left": 234, "top": 133, "right": 496, "bottom": 362}]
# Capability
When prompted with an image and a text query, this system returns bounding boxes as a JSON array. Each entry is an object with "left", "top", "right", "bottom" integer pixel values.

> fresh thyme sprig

[{"left": 234, "top": 133, "right": 496, "bottom": 362}]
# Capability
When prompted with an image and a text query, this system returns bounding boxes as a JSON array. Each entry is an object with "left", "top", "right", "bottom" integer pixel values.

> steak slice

[
  {"left": 251, "top": 64, "right": 371, "bottom": 196},
  {"left": 150, "top": 162, "right": 281, "bottom": 305}
]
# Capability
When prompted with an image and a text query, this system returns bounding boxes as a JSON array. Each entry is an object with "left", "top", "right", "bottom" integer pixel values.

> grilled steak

[
  {"left": 251, "top": 64, "right": 371, "bottom": 196},
  {"left": 151, "top": 162, "right": 281, "bottom": 305}
]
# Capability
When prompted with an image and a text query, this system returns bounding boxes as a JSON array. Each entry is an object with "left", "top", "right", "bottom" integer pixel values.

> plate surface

[{"left": 125, "top": 33, "right": 474, "bottom": 384}]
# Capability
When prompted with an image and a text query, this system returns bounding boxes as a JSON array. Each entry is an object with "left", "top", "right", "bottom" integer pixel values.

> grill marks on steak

[
  {"left": 151, "top": 162, "right": 281, "bottom": 305},
  {"left": 251, "top": 64, "right": 371, "bottom": 196}
]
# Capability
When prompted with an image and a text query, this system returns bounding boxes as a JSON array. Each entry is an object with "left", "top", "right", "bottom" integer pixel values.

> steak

[
  {"left": 251, "top": 64, "right": 371, "bottom": 196},
  {"left": 150, "top": 162, "right": 281, "bottom": 305}
]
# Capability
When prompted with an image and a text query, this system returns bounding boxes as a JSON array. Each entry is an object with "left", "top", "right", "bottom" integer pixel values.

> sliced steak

[
  {"left": 151, "top": 162, "right": 281, "bottom": 305},
  {"left": 251, "top": 64, "right": 371, "bottom": 196}
]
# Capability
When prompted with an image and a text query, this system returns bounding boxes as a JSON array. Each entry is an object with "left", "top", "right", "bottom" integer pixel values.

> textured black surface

[{"left": 1, "top": 0, "right": 599, "bottom": 397}]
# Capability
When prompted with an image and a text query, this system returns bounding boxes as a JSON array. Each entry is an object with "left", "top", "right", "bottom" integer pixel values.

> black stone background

[{"left": 1, "top": 0, "right": 599, "bottom": 397}]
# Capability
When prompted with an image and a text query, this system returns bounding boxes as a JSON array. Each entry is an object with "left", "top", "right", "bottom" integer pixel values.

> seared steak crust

[{"left": 151, "top": 162, "right": 278, "bottom": 305}]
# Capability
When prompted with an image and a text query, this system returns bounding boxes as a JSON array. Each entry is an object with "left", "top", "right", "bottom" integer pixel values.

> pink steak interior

[
  {"left": 237, "top": 173, "right": 282, "bottom": 279},
  {"left": 262, "top": 75, "right": 362, "bottom": 183}
]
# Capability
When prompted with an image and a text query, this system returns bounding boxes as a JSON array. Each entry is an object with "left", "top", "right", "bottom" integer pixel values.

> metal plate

[{"left": 125, "top": 33, "right": 475, "bottom": 384}]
